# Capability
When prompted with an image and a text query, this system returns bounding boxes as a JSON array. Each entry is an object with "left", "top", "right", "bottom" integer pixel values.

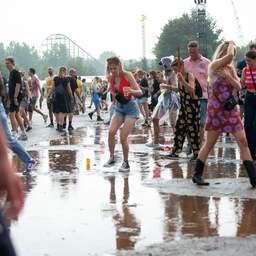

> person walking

[
  {"left": 184, "top": 41, "right": 211, "bottom": 144},
  {"left": 5, "top": 57, "right": 28, "bottom": 140},
  {"left": 192, "top": 41, "right": 256, "bottom": 187},
  {"left": 104, "top": 57, "right": 142, "bottom": 172},
  {"left": 45, "top": 67, "right": 55, "bottom": 127},
  {"left": 52, "top": 67, "right": 73, "bottom": 132},
  {"left": 241, "top": 50, "right": 256, "bottom": 162},
  {"left": 28, "top": 68, "right": 48, "bottom": 125},
  {"left": 167, "top": 58, "right": 201, "bottom": 160},
  {"left": 0, "top": 123, "right": 24, "bottom": 256}
]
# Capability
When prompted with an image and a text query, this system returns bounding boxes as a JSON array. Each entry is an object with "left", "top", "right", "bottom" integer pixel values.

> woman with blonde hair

[
  {"left": 104, "top": 57, "right": 142, "bottom": 172},
  {"left": 192, "top": 41, "right": 256, "bottom": 187}
]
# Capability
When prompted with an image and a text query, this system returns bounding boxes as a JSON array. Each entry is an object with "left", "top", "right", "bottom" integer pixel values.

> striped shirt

[{"left": 243, "top": 67, "right": 256, "bottom": 91}]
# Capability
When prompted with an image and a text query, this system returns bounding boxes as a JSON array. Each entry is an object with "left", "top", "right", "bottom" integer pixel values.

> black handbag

[
  {"left": 223, "top": 95, "right": 237, "bottom": 111},
  {"left": 115, "top": 92, "right": 130, "bottom": 104},
  {"left": 195, "top": 78, "right": 203, "bottom": 98},
  {"left": 215, "top": 92, "right": 237, "bottom": 111}
]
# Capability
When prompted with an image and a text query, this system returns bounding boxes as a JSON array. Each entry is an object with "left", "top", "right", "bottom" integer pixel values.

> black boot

[
  {"left": 192, "top": 159, "right": 209, "bottom": 186},
  {"left": 88, "top": 112, "right": 93, "bottom": 120},
  {"left": 243, "top": 160, "right": 256, "bottom": 188},
  {"left": 97, "top": 116, "right": 104, "bottom": 122}
]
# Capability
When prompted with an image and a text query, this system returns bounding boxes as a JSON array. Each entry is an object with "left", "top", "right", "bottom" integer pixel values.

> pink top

[{"left": 184, "top": 56, "right": 210, "bottom": 99}]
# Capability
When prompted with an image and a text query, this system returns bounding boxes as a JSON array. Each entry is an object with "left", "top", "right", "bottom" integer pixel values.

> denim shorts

[
  {"left": 114, "top": 100, "right": 140, "bottom": 119},
  {"left": 136, "top": 97, "right": 148, "bottom": 104},
  {"left": 92, "top": 95, "right": 100, "bottom": 108},
  {"left": 200, "top": 99, "right": 208, "bottom": 128}
]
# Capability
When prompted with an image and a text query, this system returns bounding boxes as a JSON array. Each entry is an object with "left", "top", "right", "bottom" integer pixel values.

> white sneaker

[
  {"left": 104, "top": 157, "right": 116, "bottom": 167},
  {"left": 146, "top": 142, "right": 161, "bottom": 150},
  {"left": 43, "top": 115, "right": 48, "bottom": 123},
  {"left": 18, "top": 133, "right": 28, "bottom": 141}
]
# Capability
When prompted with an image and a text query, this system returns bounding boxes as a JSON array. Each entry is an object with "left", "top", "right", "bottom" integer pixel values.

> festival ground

[{"left": 10, "top": 103, "right": 256, "bottom": 256}]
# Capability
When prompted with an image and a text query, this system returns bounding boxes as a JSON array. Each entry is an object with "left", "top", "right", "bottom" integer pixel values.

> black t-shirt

[
  {"left": 54, "top": 76, "right": 69, "bottom": 87},
  {"left": 138, "top": 78, "right": 149, "bottom": 98},
  {"left": 69, "top": 77, "right": 78, "bottom": 96},
  {"left": 237, "top": 59, "right": 246, "bottom": 78},
  {"left": 8, "top": 69, "right": 22, "bottom": 99},
  {"left": 152, "top": 79, "right": 160, "bottom": 95}
]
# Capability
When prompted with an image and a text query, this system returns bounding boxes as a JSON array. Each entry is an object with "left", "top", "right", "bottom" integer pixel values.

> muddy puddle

[{"left": 9, "top": 128, "right": 256, "bottom": 256}]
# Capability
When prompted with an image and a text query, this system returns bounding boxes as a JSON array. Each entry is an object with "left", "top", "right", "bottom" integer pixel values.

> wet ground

[{"left": 7, "top": 106, "right": 256, "bottom": 256}]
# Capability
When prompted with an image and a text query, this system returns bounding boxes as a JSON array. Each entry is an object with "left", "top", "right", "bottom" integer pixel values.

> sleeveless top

[
  {"left": 243, "top": 67, "right": 256, "bottom": 91},
  {"left": 110, "top": 74, "right": 132, "bottom": 100}
]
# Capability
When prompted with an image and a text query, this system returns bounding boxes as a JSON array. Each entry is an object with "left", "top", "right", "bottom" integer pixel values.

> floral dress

[{"left": 205, "top": 75, "right": 243, "bottom": 133}]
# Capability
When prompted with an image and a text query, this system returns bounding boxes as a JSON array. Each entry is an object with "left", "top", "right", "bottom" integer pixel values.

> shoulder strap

[{"left": 249, "top": 68, "right": 256, "bottom": 90}]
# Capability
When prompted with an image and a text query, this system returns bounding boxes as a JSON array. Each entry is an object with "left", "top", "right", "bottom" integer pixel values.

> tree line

[{"left": 0, "top": 10, "right": 252, "bottom": 80}]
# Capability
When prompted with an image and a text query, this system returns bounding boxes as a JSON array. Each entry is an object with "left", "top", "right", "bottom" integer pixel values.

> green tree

[{"left": 154, "top": 10, "right": 222, "bottom": 61}]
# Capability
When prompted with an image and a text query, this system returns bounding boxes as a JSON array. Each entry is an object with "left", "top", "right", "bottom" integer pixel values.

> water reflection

[
  {"left": 48, "top": 150, "right": 78, "bottom": 197},
  {"left": 106, "top": 176, "right": 141, "bottom": 250},
  {"left": 161, "top": 193, "right": 256, "bottom": 239}
]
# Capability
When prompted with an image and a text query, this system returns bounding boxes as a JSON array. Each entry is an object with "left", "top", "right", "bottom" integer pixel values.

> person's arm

[
  {"left": 225, "top": 66, "right": 241, "bottom": 90},
  {"left": 67, "top": 82, "right": 73, "bottom": 98},
  {"left": 240, "top": 68, "right": 246, "bottom": 87},
  {"left": 178, "top": 72, "right": 195, "bottom": 94},
  {"left": 0, "top": 125, "right": 24, "bottom": 220},
  {"left": 0, "top": 77, "right": 4, "bottom": 96},
  {"left": 25, "top": 81, "right": 31, "bottom": 98},
  {"left": 125, "top": 72, "right": 143, "bottom": 97},
  {"left": 210, "top": 41, "right": 236, "bottom": 74},
  {"left": 13, "top": 72, "right": 21, "bottom": 105}
]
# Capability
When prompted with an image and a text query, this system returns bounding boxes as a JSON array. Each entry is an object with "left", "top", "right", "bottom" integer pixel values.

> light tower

[
  {"left": 194, "top": 0, "right": 207, "bottom": 57},
  {"left": 140, "top": 15, "right": 148, "bottom": 71}
]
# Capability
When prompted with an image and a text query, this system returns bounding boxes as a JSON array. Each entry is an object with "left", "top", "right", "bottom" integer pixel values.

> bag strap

[{"left": 249, "top": 68, "right": 256, "bottom": 91}]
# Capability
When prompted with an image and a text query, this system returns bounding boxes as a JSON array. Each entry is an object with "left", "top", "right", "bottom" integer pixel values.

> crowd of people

[{"left": 1, "top": 39, "right": 256, "bottom": 254}]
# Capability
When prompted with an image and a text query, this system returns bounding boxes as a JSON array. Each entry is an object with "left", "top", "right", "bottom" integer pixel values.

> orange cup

[{"left": 123, "top": 87, "right": 129, "bottom": 97}]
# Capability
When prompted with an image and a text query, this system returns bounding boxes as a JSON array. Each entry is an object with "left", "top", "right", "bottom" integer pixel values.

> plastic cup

[
  {"left": 123, "top": 87, "right": 129, "bottom": 97},
  {"left": 86, "top": 158, "right": 91, "bottom": 170}
]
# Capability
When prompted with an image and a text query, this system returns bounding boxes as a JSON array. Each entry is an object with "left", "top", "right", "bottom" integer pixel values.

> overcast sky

[{"left": 1, "top": 0, "right": 254, "bottom": 59}]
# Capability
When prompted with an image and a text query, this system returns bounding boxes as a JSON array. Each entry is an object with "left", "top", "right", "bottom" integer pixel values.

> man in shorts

[
  {"left": 5, "top": 57, "right": 27, "bottom": 140},
  {"left": 45, "top": 67, "right": 55, "bottom": 127},
  {"left": 28, "top": 68, "right": 48, "bottom": 126}
]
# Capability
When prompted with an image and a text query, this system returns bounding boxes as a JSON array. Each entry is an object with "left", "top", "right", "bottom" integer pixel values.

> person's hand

[
  {"left": 123, "top": 87, "right": 132, "bottom": 96},
  {"left": 177, "top": 72, "right": 185, "bottom": 82},
  {"left": 0, "top": 163, "right": 24, "bottom": 220}
]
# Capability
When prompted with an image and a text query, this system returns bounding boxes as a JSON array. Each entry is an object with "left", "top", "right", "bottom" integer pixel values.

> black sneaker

[
  {"left": 63, "top": 123, "right": 66, "bottom": 129},
  {"left": 26, "top": 126, "right": 32, "bottom": 132},
  {"left": 119, "top": 161, "right": 130, "bottom": 172},
  {"left": 47, "top": 123, "right": 54, "bottom": 128},
  {"left": 68, "top": 125, "right": 74, "bottom": 131},
  {"left": 104, "top": 157, "right": 115, "bottom": 167},
  {"left": 142, "top": 121, "right": 150, "bottom": 127},
  {"left": 88, "top": 112, "right": 93, "bottom": 120},
  {"left": 167, "top": 152, "right": 179, "bottom": 159}
]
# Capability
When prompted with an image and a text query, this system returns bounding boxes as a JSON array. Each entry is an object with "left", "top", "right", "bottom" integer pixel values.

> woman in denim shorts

[{"left": 104, "top": 57, "right": 142, "bottom": 172}]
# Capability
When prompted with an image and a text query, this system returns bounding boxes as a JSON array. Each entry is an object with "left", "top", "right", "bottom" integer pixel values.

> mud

[{"left": 8, "top": 106, "right": 256, "bottom": 256}]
